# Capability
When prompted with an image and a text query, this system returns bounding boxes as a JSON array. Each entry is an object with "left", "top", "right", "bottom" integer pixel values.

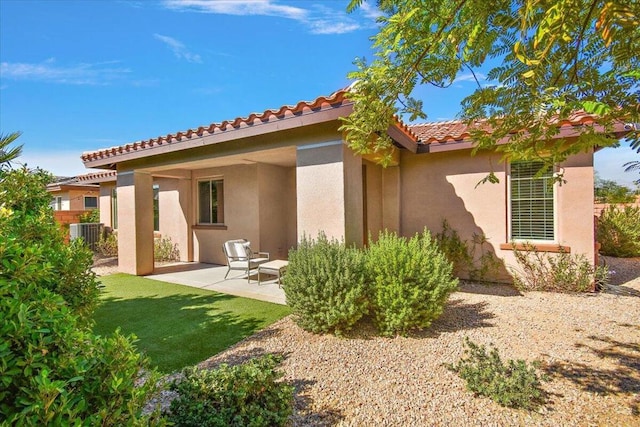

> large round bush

[
  {"left": 366, "top": 229, "right": 458, "bottom": 337},
  {"left": 597, "top": 205, "right": 640, "bottom": 257},
  {"left": 283, "top": 233, "right": 368, "bottom": 335}
]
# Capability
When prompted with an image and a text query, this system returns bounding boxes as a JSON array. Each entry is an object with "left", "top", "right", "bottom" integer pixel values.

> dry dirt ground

[{"left": 96, "top": 256, "right": 640, "bottom": 426}]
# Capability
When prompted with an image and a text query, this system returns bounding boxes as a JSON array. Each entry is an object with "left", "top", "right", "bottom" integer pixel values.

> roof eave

[
  {"left": 386, "top": 123, "right": 419, "bottom": 153},
  {"left": 83, "top": 102, "right": 354, "bottom": 169}
]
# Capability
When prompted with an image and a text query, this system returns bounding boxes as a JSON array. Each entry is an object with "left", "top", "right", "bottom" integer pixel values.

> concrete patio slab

[{"left": 146, "top": 262, "right": 287, "bottom": 305}]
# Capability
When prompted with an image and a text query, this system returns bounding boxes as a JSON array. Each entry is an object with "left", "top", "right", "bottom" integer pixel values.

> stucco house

[
  {"left": 47, "top": 176, "right": 101, "bottom": 212},
  {"left": 81, "top": 88, "right": 628, "bottom": 281}
]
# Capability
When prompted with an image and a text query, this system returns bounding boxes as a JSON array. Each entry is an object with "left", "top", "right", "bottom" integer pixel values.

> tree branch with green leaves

[{"left": 341, "top": 0, "right": 640, "bottom": 174}]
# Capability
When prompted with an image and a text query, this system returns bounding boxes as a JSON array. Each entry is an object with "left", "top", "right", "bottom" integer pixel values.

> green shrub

[
  {"left": 78, "top": 208, "right": 100, "bottom": 223},
  {"left": 0, "top": 167, "right": 100, "bottom": 319},
  {"left": 0, "top": 166, "right": 160, "bottom": 425},
  {"left": 597, "top": 205, "right": 640, "bottom": 257},
  {"left": 0, "top": 279, "right": 160, "bottom": 425},
  {"left": 283, "top": 233, "right": 368, "bottom": 335},
  {"left": 366, "top": 229, "right": 458, "bottom": 337},
  {"left": 435, "top": 220, "right": 502, "bottom": 282},
  {"left": 511, "top": 244, "right": 608, "bottom": 292},
  {"left": 165, "top": 355, "right": 293, "bottom": 427},
  {"left": 154, "top": 237, "right": 180, "bottom": 262},
  {"left": 448, "top": 337, "right": 547, "bottom": 410},
  {"left": 97, "top": 230, "right": 119, "bottom": 257},
  {"left": 435, "top": 220, "right": 472, "bottom": 276}
]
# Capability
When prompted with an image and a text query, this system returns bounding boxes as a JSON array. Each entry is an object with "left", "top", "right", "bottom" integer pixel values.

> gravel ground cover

[
  {"left": 200, "top": 258, "right": 640, "bottom": 426},
  {"left": 94, "top": 256, "right": 640, "bottom": 426}
]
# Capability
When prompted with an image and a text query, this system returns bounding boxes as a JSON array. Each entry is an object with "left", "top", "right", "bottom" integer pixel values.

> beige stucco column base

[{"left": 116, "top": 170, "right": 154, "bottom": 275}]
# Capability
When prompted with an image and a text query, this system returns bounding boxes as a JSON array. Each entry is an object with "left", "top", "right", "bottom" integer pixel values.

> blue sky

[{"left": 1, "top": 0, "right": 637, "bottom": 187}]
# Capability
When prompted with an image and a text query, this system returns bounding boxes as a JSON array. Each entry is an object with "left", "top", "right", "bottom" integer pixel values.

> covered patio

[{"left": 145, "top": 262, "right": 286, "bottom": 305}]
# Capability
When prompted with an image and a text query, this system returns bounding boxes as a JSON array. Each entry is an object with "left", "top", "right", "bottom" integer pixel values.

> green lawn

[{"left": 92, "top": 274, "right": 291, "bottom": 373}]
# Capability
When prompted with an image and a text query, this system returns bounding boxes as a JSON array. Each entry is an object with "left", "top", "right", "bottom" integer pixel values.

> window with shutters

[{"left": 509, "top": 161, "right": 555, "bottom": 241}]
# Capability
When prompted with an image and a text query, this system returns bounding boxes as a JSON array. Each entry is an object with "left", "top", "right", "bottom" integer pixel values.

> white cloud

[
  {"left": 162, "top": 0, "right": 366, "bottom": 34},
  {"left": 308, "top": 20, "right": 361, "bottom": 35},
  {"left": 358, "top": 1, "right": 384, "bottom": 20},
  {"left": 0, "top": 59, "right": 131, "bottom": 85},
  {"left": 163, "top": 0, "right": 307, "bottom": 20},
  {"left": 153, "top": 33, "right": 202, "bottom": 63},
  {"left": 453, "top": 72, "right": 487, "bottom": 84}
]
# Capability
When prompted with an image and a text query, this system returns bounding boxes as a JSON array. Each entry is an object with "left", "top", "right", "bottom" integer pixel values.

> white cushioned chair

[{"left": 222, "top": 239, "right": 270, "bottom": 283}]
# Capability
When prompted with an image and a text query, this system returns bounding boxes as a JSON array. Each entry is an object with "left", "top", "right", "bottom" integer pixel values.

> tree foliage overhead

[{"left": 342, "top": 0, "right": 640, "bottom": 171}]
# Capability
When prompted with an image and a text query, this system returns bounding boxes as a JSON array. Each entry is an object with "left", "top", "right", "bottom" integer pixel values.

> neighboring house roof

[
  {"left": 47, "top": 171, "right": 116, "bottom": 192},
  {"left": 47, "top": 182, "right": 99, "bottom": 193}
]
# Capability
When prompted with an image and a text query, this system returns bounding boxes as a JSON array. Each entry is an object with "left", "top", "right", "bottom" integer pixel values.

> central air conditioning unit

[{"left": 70, "top": 223, "right": 104, "bottom": 251}]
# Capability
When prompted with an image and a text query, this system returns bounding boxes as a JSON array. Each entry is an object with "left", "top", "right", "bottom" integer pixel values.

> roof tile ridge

[
  {"left": 409, "top": 118, "right": 466, "bottom": 127},
  {"left": 81, "top": 88, "right": 350, "bottom": 161}
]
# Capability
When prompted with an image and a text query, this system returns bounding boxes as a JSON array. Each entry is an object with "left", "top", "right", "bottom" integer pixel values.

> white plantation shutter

[{"left": 510, "top": 161, "right": 555, "bottom": 240}]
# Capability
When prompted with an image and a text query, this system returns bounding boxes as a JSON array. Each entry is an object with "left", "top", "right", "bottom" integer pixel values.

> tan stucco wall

[
  {"left": 192, "top": 164, "right": 259, "bottom": 265},
  {"left": 50, "top": 189, "right": 99, "bottom": 211},
  {"left": 400, "top": 148, "right": 596, "bottom": 282},
  {"left": 191, "top": 163, "right": 295, "bottom": 265},
  {"left": 343, "top": 145, "right": 364, "bottom": 247},
  {"left": 99, "top": 184, "right": 115, "bottom": 228},
  {"left": 116, "top": 171, "right": 154, "bottom": 275},
  {"left": 258, "top": 164, "right": 297, "bottom": 260},
  {"left": 555, "top": 150, "right": 596, "bottom": 260},
  {"left": 382, "top": 166, "right": 401, "bottom": 233},
  {"left": 50, "top": 193, "right": 70, "bottom": 210},
  {"left": 296, "top": 142, "right": 346, "bottom": 242},
  {"left": 363, "top": 160, "right": 383, "bottom": 241},
  {"left": 155, "top": 177, "right": 193, "bottom": 262},
  {"left": 71, "top": 189, "right": 98, "bottom": 210}
]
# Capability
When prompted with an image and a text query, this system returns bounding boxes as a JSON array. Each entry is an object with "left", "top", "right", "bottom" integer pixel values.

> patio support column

[
  {"left": 342, "top": 144, "right": 364, "bottom": 247},
  {"left": 296, "top": 141, "right": 364, "bottom": 247},
  {"left": 296, "top": 141, "right": 346, "bottom": 242},
  {"left": 116, "top": 170, "right": 154, "bottom": 275},
  {"left": 382, "top": 166, "right": 401, "bottom": 233}
]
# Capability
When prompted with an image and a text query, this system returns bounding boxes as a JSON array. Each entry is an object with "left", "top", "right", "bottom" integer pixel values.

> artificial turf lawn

[{"left": 92, "top": 274, "right": 291, "bottom": 373}]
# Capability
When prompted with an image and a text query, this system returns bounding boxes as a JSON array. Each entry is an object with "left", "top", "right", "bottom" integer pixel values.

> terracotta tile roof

[
  {"left": 76, "top": 170, "right": 117, "bottom": 183},
  {"left": 410, "top": 111, "right": 603, "bottom": 145},
  {"left": 81, "top": 89, "right": 352, "bottom": 164},
  {"left": 410, "top": 120, "right": 474, "bottom": 144}
]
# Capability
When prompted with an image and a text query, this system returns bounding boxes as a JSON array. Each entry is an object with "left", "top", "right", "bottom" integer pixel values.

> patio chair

[{"left": 222, "top": 239, "right": 270, "bottom": 283}]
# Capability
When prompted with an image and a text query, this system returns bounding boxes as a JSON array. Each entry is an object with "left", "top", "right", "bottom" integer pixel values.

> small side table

[{"left": 258, "top": 260, "right": 289, "bottom": 287}]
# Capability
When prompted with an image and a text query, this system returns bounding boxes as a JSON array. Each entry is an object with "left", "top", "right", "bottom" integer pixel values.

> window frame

[
  {"left": 507, "top": 160, "right": 558, "bottom": 243},
  {"left": 52, "top": 196, "right": 62, "bottom": 211},
  {"left": 153, "top": 184, "right": 160, "bottom": 232},
  {"left": 197, "top": 178, "right": 225, "bottom": 226},
  {"left": 83, "top": 195, "right": 98, "bottom": 210},
  {"left": 111, "top": 187, "right": 118, "bottom": 230}
]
